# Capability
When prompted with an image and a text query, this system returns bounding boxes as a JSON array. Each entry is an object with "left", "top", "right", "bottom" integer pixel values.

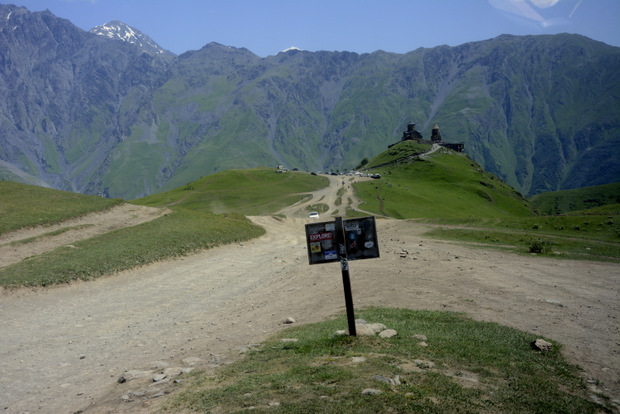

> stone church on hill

[{"left": 392, "top": 121, "right": 464, "bottom": 153}]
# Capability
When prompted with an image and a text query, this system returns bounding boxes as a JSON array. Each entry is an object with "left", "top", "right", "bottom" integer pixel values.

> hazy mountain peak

[{"left": 89, "top": 20, "right": 173, "bottom": 56}]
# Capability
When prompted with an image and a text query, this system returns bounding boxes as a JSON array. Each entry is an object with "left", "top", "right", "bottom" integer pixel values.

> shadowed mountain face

[{"left": 1, "top": 4, "right": 618, "bottom": 199}]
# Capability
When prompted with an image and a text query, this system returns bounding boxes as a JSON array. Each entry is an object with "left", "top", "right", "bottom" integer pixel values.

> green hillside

[
  {"left": 355, "top": 143, "right": 534, "bottom": 219},
  {"left": 530, "top": 182, "right": 620, "bottom": 215},
  {"left": 348, "top": 143, "right": 618, "bottom": 261},
  {"left": 0, "top": 180, "right": 122, "bottom": 235},
  {"left": 134, "top": 167, "right": 328, "bottom": 215}
]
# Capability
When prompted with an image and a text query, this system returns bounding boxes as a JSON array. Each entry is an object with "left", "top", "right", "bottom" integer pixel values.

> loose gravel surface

[{"left": 0, "top": 176, "right": 618, "bottom": 413}]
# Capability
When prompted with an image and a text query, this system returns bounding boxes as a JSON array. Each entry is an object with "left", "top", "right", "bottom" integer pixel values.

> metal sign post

[
  {"left": 335, "top": 217, "right": 356, "bottom": 336},
  {"left": 305, "top": 216, "right": 380, "bottom": 337}
]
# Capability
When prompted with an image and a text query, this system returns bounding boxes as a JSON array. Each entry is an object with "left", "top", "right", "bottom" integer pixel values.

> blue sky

[{"left": 7, "top": 0, "right": 620, "bottom": 56}]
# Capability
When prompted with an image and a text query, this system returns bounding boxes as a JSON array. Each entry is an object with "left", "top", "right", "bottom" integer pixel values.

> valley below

[{"left": 0, "top": 176, "right": 618, "bottom": 413}]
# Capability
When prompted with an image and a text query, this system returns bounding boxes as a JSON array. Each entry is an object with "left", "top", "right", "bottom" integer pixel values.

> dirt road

[{"left": 0, "top": 175, "right": 618, "bottom": 413}]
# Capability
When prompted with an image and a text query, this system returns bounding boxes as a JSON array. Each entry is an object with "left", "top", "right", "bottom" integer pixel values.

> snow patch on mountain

[
  {"left": 89, "top": 20, "right": 171, "bottom": 56},
  {"left": 281, "top": 46, "right": 302, "bottom": 53}
]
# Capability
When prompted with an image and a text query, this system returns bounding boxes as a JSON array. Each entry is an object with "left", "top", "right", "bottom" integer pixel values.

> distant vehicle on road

[
  {"left": 371, "top": 174, "right": 381, "bottom": 179},
  {"left": 308, "top": 211, "right": 320, "bottom": 219}
]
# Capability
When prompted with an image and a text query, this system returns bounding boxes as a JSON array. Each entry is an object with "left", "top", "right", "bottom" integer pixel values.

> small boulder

[
  {"left": 379, "top": 329, "right": 397, "bottom": 338},
  {"left": 153, "top": 374, "right": 167, "bottom": 382},
  {"left": 348, "top": 324, "right": 376, "bottom": 336},
  {"left": 284, "top": 317, "right": 296, "bottom": 324},
  {"left": 373, "top": 375, "right": 392, "bottom": 384},
  {"left": 369, "top": 323, "right": 387, "bottom": 333},
  {"left": 362, "top": 388, "right": 382, "bottom": 395},
  {"left": 531, "top": 338, "right": 553, "bottom": 352}
]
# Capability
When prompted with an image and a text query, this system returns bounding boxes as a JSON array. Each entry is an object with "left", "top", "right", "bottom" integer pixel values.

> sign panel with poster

[
  {"left": 305, "top": 216, "right": 379, "bottom": 265},
  {"left": 341, "top": 216, "right": 380, "bottom": 261}
]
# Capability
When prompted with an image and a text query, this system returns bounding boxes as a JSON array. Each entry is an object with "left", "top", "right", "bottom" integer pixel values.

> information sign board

[{"left": 305, "top": 216, "right": 379, "bottom": 265}]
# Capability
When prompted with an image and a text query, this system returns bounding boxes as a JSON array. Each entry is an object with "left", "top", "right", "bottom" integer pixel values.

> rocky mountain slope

[{"left": 1, "top": 4, "right": 618, "bottom": 199}]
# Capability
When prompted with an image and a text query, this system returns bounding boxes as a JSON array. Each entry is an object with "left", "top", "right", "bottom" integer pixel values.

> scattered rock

[
  {"left": 543, "top": 298, "right": 563, "bottom": 307},
  {"left": 333, "top": 330, "right": 347, "bottom": 336},
  {"left": 348, "top": 323, "right": 376, "bottom": 336},
  {"left": 369, "top": 323, "right": 387, "bottom": 333},
  {"left": 372, "top": 375, "right": 401, "bottom": 386},
  {"left": 152, "top": 374, "right": 167, "bottom": 382},
  {"left": 351, "top": 357, "right": 366, "bottom": 364},
  {"left": 531, "top": 338, "right": 553, "bottom": 352},
  {"left": 121, "top": 370, "right": 154, "bottom": 381},
  {"left": 284, "top": 317, "right": 296, "bottom": 324},
  {"left": 182, "top": 357, "right": 202, "bottom": 366},
  {"left": 399, "top": 362, "right": 423, "bottom": 373},
  {"left": 412, "top": 334, "right": 427, "bottom": 341},
  {"left": 281, "top": 338, "right": 299, "bottom": 343},
  {"left": 418, "top": 341, "right": 428, "bottom": 347},
  {"left": 362, "top": 388, "right": 382, "bottom": 395},
  {"left": 414, "top": 359, "right": 435, "bottom": 369},
  {"left": 163, "top": 367, "right": 183, "bottom": 377},
  {"left": 378, "top": 329, "right": 397, "bottom": 338},
  {"left": 373, "top": 375, "right": 392, "bottom": 384}
]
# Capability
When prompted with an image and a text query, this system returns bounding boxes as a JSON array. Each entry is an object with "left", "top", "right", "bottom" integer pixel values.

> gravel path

[{"left": 0, "top": 176, "right": 618, "bottom": 413}]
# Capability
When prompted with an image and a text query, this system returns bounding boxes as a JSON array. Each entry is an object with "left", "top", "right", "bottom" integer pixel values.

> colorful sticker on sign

[
  {"left": 309, "top": 232, "right": 333, "bottom": 242},
  {"left": 310, "top": 242, "right": 322, "bottom": 253},
  {"left": 325, "top": 250, "right": 338, "bottom": 260}
]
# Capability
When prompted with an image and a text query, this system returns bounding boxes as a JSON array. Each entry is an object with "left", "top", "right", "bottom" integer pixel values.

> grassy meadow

[
  {"left": 0, "top": 169, "right": 327, "bottom": 287},
  {"left": 166, "top": 307, "right": 612, "bottom": 413}
]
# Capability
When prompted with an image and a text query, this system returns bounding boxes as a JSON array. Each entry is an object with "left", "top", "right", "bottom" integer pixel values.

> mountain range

[{"left": 1, "top": 4, "right": 619, "bottom": 200}]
